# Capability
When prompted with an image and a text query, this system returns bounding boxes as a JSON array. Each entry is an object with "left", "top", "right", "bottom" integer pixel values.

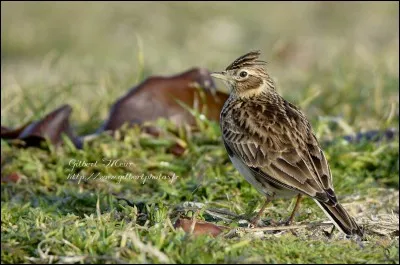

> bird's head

[{"left": 211, "top": 50, "right": 275, "bottom": 98}]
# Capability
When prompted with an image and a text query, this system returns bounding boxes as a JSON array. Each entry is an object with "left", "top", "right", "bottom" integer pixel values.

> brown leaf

[
  {"left": 1, "top": 104, "right": 82, "bottom": 148},
  {"left": 1, "top": 172, "right": 21, "bottom": 183},
  {"left": 142, "top": 125, "right": 162, "bottom": 137},
  {"left": 99, "top": 67, "right": 228, "bottom": 132},
  {"left": 167, "top": 142, "right": 186, "bottom": 157},
  {"left": 1, "top": 123, "right": 31, "bottom": 139},
  {"left": 174, "top": 218, "right": 226, "bottom": 237}
]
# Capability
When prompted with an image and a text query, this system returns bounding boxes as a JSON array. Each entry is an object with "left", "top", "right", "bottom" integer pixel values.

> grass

[
  {"left": 1, "top": 2, "right": 399, "bottom": 264},
  {"left": 1, "top": 126, "right": 399, "bottom": 263}
]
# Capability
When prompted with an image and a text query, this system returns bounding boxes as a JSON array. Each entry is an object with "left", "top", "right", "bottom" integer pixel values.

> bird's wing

[{"left": 222, "top": 99, "right": 337, "bottom": 204}]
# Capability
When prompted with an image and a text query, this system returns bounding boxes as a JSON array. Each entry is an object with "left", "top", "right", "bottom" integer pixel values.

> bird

[{"left": 211, "top": 50, "right": 363, "bottom": 237}]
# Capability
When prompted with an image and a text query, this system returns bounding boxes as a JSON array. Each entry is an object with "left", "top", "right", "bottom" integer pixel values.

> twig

[
  {"left": 224, "top": 221, "right": 334, "bottom": 238},
  {"left": 242, "top": 221, "right": 334, "bottom": 232}
]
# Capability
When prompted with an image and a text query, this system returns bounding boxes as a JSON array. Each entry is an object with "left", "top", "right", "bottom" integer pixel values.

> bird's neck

[{"left": 233, "top": 79, "right": 277, "bottom": 100}]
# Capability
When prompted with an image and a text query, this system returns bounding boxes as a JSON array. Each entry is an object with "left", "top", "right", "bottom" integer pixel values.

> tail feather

[{"left": 314, "top": 199, "right": 363, "bottom": 237}]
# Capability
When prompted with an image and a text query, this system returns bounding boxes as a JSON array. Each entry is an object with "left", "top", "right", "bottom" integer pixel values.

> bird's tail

[{"left": 314, "top": 199, "right": 363, "bottom": 237}]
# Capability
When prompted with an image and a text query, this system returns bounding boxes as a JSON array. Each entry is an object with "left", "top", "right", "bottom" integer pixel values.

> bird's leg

[
  {"left": 285, "top": 194, "right": 303, "bottom": 225},
  {"left": 250, "top": 197, "right": 271, "bottom": 228},
  {"left": 323, "top": 225, "right": 336, "bottom": 239}
]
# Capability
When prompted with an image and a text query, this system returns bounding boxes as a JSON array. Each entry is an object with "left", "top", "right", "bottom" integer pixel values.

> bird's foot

[
  {"left": 284, "top": 218, "right": 294, "bottom": 226},
  {"left": 247, "top": 222, "right": 256, "bottom": 229},
  {"left": 248, "top": 218, "right": 278, "bottom": 228},
  {"left": 248, "top": 217, "right": 261, "bottom": 228}
]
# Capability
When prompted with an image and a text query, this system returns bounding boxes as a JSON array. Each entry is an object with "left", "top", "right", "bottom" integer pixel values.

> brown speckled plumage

[{"left": 213, "top": 50, "right": 363, "bottom": 237}]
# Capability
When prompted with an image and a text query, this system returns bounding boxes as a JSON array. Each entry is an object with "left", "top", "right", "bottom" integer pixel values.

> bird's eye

[{"left": 239, "top": 71, "right": 248, "bottom": 78}]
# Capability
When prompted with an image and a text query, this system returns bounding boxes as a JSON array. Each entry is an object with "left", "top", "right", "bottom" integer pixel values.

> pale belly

[{"left": 229, "top": 154, "right": 297, "bottom": 199}]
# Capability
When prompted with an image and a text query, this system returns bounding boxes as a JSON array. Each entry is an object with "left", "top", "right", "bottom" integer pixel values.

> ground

[{"left": 1, "top": 2, "right": 399, "bottom": 264}]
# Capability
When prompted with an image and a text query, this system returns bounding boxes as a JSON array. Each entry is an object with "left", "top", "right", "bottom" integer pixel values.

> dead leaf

[
  {"left": 174, "top": 218, "right": 226, "bottom": 237},
  {"left": 1, "top": 105, "right": 82, "bottom": 148},
  {"left": 142, "top": 125, "right": 162, "bottom": 137},
  {"left": 167, "top": 142, "right": 186, "bottom": 157},
  {"left": 98, "top": 67, "right": 228, "bottom": 132},
  {"left": 1, "top": 123, "right": 31, "bottom": 139},
  {"left": 1, "top": 172, "right": 22, "bottom": 183}
]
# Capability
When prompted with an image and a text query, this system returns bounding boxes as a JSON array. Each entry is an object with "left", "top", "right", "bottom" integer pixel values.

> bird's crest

[{"left": 225, "top": 50, "right": 267, "bottom": 71}]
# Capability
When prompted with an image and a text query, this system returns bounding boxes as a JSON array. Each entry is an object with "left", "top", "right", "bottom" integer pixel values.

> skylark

[{"left": 211, "top": 50, "right": 363, "bottom": 237}]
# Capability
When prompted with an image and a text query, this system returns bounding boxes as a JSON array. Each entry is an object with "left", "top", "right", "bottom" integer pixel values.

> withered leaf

[
  {"left": 1, "top": 172, "right": 22, "bottom": 183},
  {"left": 174, "top": 218, "right": 226, "bottom": 237},
  {"left": 167, "top": 142, "right": 186, "bottom": 157},
  {"left": 99, "top": 67, "right": 229, "bottom": 132},
  {"left": 1, "top": 123, "right": 31, "bottom": 139},
  {"left": 1, "top": 104, "right": 82, "bottom": 148}
]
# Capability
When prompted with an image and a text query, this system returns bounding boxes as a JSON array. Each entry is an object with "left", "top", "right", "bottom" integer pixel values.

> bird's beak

[{"left": 210, "top": 71, "right": 229, "bottom": 81}]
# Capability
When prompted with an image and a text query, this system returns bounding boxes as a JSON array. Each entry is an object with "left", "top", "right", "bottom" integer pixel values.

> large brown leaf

[
  {"left": 98, "top": 67, "right": 229, "bottom": 132},
  {"left": 1, "top": 104, "right": 82, "bottom": 148}
]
